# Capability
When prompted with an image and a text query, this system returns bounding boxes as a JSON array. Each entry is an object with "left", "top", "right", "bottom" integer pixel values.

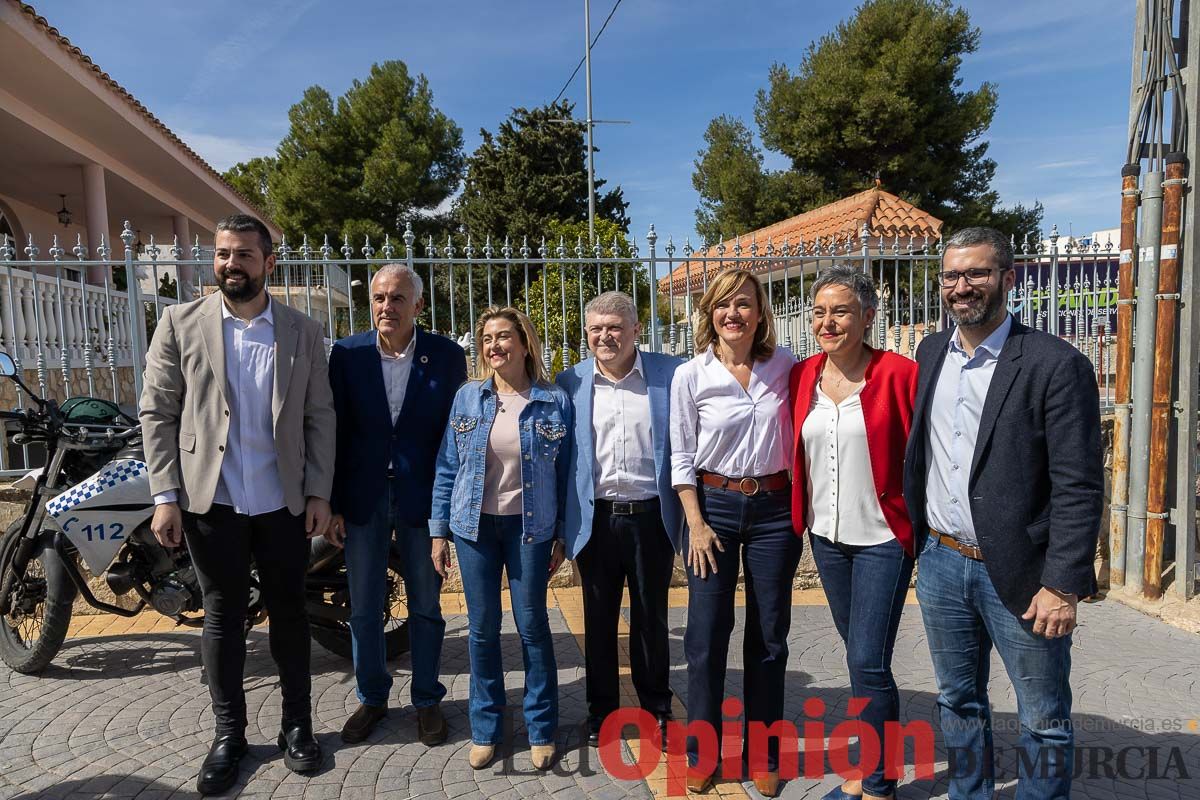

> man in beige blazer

[{"left": 139, "top": 214, "right": 335, "bottom": 796}]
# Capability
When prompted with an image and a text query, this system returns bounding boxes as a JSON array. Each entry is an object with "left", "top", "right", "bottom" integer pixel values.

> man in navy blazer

[
  {"left": 327, "top": 263, "right": 467, "bottom": 746},
  {"left": 556, "top": 291, "right": 684, "bottom": 748},
  {"left": 903, "top": 228, "right": 1102, "bottom": 799}
]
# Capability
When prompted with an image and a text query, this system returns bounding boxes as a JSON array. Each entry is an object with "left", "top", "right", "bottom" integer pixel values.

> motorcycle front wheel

[
  {"left": 0, "top": 520, "right": 77, "bottom": 674},
  {"left": 309, "top": 555, "right": 410, "bottom": 661}
]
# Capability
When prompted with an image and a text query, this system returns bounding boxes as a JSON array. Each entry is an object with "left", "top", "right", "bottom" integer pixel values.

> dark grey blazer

[{"left": 902, "top": 317, "right": 1103, "bottom": 615}]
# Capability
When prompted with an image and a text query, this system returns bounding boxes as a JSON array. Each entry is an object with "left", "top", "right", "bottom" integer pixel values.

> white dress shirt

[
  {"left": 670, "top": 346, "right": 795, "bottom": 488},
  {"left": 801, "top": 383, "right": 892, "bottom": 546},
  {"left": 153, "top": 298, "right": 286, "bottom": 516},
  {"left": 592, "top": 352, "right": 657, "bottom": 501},
  {"left": 378, "top": 330, "right": 416, "bottom": 426},
  {"left": 924, "top": 314, "right": 1013, "bottom": 546}
]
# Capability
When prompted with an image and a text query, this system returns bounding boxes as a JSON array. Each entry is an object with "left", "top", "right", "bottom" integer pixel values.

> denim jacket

[{"left": 429, "top": 377, "right": 573, "bottom": 543}]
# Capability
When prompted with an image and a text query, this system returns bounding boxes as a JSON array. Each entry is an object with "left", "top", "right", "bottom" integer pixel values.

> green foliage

[
  {"left": 157, "top": 271, "right": 178, "bottom": 300},
  {"left": 694, "top": 0, "right": 1042, "bottom": 244},
  {"left": 223, "top": 61, "right": 464, "bottom": 243},
  {"left": 518, "top": 219, "right": 667, "bottom": 376},
  {"left": 455, "top": 101, "right": 629, "bottom": 241},
  {"left": 223, "top": 157, "right": 277, "bottom": 220},
  {"left": 693, "top": 116, "right": 820, "bottom": 244}
]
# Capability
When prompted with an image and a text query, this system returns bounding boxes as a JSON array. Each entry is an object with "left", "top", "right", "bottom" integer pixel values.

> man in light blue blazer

[{"left": 556, "top": 291, "right": 684, "bottom": 749}]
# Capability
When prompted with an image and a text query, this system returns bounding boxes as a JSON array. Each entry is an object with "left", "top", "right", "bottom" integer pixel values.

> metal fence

[
  {"left": 655, "top": 226, "right": 1117, "bottom": 405},
  {"left": 0, "top": 220, "right": 1116, "bottom": 476}
]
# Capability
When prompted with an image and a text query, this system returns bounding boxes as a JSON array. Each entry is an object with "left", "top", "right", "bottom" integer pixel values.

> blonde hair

[
  {"left": 474, "top": 306, "right": 549, "bottom": 384},
  {"left": 693, "top": 269, "right": 777, "bottom": 361}
]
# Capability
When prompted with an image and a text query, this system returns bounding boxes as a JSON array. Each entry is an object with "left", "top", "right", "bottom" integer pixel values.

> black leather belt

[{"left": 596, "top": 497, "right": 660, "bottom": 515}]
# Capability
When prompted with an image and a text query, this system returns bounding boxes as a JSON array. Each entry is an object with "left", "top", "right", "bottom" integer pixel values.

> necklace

[
  {"left": 497, "top": 389, "right": 526, "bottom": 413},
  {"left": 822, "top": 350, "right": 870, "bottom": 389}
]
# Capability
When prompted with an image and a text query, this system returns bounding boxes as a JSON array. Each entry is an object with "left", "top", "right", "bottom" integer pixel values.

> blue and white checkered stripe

[{"left": 46, "top": 460, "right": 149, "bottom": 517}]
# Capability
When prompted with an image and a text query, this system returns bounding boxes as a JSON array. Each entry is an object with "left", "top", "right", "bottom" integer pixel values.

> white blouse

[
  {"left": 669, "top": 346, "right": 795, "bottom": 488},
  {"left": 801, "top": 383, "right": 893, "bottom": 546}
]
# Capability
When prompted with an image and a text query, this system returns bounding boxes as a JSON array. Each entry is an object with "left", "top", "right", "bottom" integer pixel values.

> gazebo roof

[{"left": 660, "top": 186, "right": 943, "bottom": 294}]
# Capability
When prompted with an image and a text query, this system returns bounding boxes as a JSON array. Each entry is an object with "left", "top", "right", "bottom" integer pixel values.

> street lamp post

[{"left": 584, "top": 0, "right": 596, "bottom": 245}]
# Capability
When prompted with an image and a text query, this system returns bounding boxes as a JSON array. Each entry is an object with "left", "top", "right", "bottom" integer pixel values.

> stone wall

[{"left": 0, "top": 366, "right": 138, "bottom": 411}]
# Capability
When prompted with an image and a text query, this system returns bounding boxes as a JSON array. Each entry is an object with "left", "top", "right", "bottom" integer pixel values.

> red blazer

[{"left": 789, "top": 348, "right": 919, "bottom": 555}]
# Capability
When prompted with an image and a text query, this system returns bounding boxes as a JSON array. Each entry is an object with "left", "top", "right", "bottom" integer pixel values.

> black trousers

[
  {"left": 575, "top": 501, "right": 676, "bottom": 719},
  {"left": 183, "top": 504, "right": 311, "bottom": 736}
]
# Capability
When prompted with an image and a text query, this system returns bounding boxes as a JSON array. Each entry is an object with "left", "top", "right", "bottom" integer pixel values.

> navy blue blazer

[
  {"left": 903, "top": 318, "right": 1103, "bottom": 614},
  {"left": 556, "top": 351, "right": 685, "bottom": 560},
  {"left": 329, "top": 327, "right": 467, "bottom": 527}
]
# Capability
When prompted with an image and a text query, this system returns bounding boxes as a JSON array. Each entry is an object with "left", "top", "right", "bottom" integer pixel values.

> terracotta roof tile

[
  {"left": 659, "top": 187, "right": 942, "bottom": 293},
  {"left": 11, "top": 1, "right": 274, "bottom": 228}
]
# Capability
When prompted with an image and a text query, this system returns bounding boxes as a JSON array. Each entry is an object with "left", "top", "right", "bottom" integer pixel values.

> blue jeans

[
  {"left": 916, "top": 536, "right": 1073, "bottom": 800},
  {"left": 455, "top": 513, "right": 558, "bottom": 746},
  {"left": 810, "top": 534, "right": 914, "bottom": 796},
  {"left": 344, "top": 481, "right": 447, "bottom": 709},
  {"left": 685, "top": 485, "right": 802, "bottom": 774}
]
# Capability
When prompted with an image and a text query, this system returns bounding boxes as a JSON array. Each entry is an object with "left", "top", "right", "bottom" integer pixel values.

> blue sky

[{"left": 34, "top": 0, "right": 1133, "bottom": 245}]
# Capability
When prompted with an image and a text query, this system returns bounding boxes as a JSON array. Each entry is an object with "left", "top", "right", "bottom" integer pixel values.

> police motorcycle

[{"left": 0, "top": 352, "right": 407, "bottom": 674}]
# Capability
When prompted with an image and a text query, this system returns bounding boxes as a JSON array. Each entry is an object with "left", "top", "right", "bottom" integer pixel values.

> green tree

[
  {"left": 223, "top": 61, "right": 464, "bottom": 243},
  {"left": 454, "top": 100, "right": 629, "bottom": 242},
  {"left": 692, "top": 116, "right": 820, "bottom": 245},
  {"left": 694, "top": 0, "right": 1041, "bottom": 243},
  {"left": 223, "top": 156, "right": 277, "bottom": 220},
  {"left": 517, "top": 219, "right": 667, "bottom": 377}
]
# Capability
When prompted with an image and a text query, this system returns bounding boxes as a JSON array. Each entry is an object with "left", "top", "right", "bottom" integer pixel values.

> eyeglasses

[{"left": 937, "top": 268, "right": 999, "bottom": 287}]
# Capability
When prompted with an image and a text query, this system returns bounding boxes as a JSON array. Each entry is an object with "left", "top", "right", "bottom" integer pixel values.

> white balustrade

[{"left": 0, "top": 267, "right": 160, "bottom": 370}]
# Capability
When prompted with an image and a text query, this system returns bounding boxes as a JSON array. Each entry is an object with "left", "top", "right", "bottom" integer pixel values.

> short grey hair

[
  {"left": 370, "top": 263, "right": 424, "bottom": 298},
  {"left": 584, "top": 291, "right": 638, "bottom": 325},
  {"left": 809, "top": 263, "right": 878, "bottom": 312},
  {"left": 942, "top": 227, "right": 1014, "bottom": 272}
]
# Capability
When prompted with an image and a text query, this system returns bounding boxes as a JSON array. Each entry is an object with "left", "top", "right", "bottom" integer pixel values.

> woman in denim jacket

[{"left": 429, "top": 306, "right": 572, "bottom": 772}]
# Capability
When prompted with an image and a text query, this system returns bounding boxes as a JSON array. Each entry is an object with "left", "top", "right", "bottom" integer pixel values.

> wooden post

[
  {"left": 1110, "top": 164, "right": 1140, "bottom": 587},
  {"left": 1144, "top": 153, "right": 1187, "bottom": 597}
]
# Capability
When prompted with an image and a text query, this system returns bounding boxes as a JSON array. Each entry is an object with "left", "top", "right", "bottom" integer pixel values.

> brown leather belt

[
  {"left": 699, "top": 470, "right": 790, "bottom": 496},
  {"left": 932, "top": 529, "right": 984, "bottom": 561}
]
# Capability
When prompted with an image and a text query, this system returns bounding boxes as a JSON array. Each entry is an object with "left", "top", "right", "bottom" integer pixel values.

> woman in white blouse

[
  {"left": 669, "top": 268, "right": 799, "bottom": 797},
  {"left": 789, "top": 265, "right": 918, "bottom": 800}
]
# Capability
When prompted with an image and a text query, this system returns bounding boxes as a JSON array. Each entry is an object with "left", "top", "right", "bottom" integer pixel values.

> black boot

[
  {"left": 277, "top": 719, "right": 322, "bottom": 773},
  {"left": 196, "top": 734, "right": 248, "bottom": 795}
]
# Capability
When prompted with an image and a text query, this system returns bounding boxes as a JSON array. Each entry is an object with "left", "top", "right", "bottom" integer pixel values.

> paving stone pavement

[
  {"left": 663, "top": 598, "right": 1200, "bottom": 799},
  {"left": 0, "top": 596, "right": 1197, "bottom": 799}
]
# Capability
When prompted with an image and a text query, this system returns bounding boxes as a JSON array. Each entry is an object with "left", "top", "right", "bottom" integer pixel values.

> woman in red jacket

[{"left": 790, "top": 264, "right": 917, "bottom": 800}]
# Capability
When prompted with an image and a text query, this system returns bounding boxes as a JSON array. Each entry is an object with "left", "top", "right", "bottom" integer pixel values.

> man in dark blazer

[
  {"left": 904, "top": 227, "right": 1102, "bottom": 799},
  {"left": 556, "top": 291, "right": 684, "bottom": 749},
  {"left": 326, "top": 263, "right": 467, "bottom": 746}
]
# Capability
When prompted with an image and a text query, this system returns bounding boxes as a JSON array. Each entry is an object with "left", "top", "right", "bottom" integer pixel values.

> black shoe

[
  {"left": 586, "top": 715, "right": 604, "bottom": 747},
  {"left": 196, "top": 734, "right": 247, "bottom": 795},
  {"left": 341, "top": 703, "right": 388, "bottom": 744},
  {"left": 277, "top": 719, "right": 323, "bottom": 773},
  {"left": 656, "top": 713, "right": 673, "bottom": 752},
  {"left": 417, "top": 704, "right": 448, "bottom": 746}
]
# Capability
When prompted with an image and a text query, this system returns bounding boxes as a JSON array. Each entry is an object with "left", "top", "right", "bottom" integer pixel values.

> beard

[
  {"left": 218, "top": 269, "right": 265, "bottom": 303},
  {"left": 944, "top": 285, "right": 1007, "bottom": 328}
]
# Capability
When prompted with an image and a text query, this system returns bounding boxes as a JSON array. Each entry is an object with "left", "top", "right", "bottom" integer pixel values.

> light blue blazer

[{"left": 555, "top": 351, "right": 685, "bottom": 560}]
